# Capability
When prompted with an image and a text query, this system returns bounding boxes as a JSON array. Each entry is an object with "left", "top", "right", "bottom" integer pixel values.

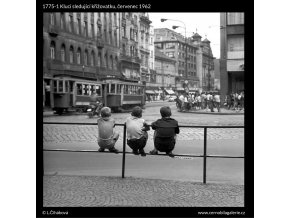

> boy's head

[
  {"left": 100, "top": 107, "right": 111, "bottom": 118},
  {"left": 131, "top": 106, "right": 142, "bottom": 118},
  {"left": 160, "top": 106, "right": 171, "bottom": 118}
]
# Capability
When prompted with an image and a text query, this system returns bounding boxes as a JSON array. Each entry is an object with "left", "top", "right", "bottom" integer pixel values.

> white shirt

[{"left": 179, "top": 95, "right": 184, "bottom": 102}]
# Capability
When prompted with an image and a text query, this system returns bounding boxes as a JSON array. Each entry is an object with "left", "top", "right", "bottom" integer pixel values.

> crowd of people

[
  {"left": 175, "top": 91, "right": 244, "bottom": 112},
  {"left": 96, "top": 106, "right": 179, "bottom": 158}
]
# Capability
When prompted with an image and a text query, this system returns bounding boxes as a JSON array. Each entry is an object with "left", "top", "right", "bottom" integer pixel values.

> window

[
  {"left": 84, "top": 20, "right": 88, "bottom": 37},
  {"left": 69, "top": 14, "right": 73, "bottom": 32},
  {"left": 155, "top": 43, "right": 163, "bottom": 49},
  {"left": 59, "top": 80, "right": 63, "bottom": 92},
  {"left": 77, "top": 17, "right": 81, "bottom": 34},
  {"left": 50, "top": 13, "right": 55, "bottom": 25},
  {"left": 227, "top": 12, "right": 244, "bottom": 25},
  {"left": 50, "top": 41, "right": 55, "bottom": 59},
  {"left": 84, "top": 50, "right": 88, "bottom": 65},
  {"left": 77, "top": 84, "right": 82, "bottom": 95},
  {"left": 122, "top": 44, "right": 126, "bottom": 54},
  {"left": 114, "top": 57, "right": 118, "bottom": 69},
  {"left": 83, "top": 84, "right": 89, "bottom": 95},
  {"left": 105, "top": 53, "right": 108, "bottom": 68},
  {"left": 60, "top": 13, "right": 65, "bottom": 29},
  {"left": 91, "top": 51, "right": 95, "bottom": 66},
  {"left": 166, "top": 52, "right": 174, "bottom": 58},
  {"left": 114, "top": 13, "right": 117, "bottom": 26},
  {"left": 69, "top": 46, "right": 74, "bottom": 63},
  {"left": 110, "top": 55, "right": 113, "bottom": 69},
  {"left": 122, "top": 25, "right": 126, "bottom": 37},
  {"left": 77, "top": 48, "right": 81, "bottom": 64},
  {"left": 98, "top": 52, "right": 102, "bottom": 66},
  {"left": 165, "top": 42, "right": 175, "bottom": 49},
  {"left": 61, "top": 45, "right": 65, "bottom": 62},
  {"left": 91, "top": 23, "right": 94, "bottom": 38},
  {"left": 104, "top": 28, "right": 107, "bottom": 42}
]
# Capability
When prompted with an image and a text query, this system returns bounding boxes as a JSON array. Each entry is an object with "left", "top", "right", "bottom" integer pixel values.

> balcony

[
  {"left": 119, "top": 54, "right": 142, "bottom": 64},
  {"left": 48, "top": 25, "right": 59, "bottom": 36}
]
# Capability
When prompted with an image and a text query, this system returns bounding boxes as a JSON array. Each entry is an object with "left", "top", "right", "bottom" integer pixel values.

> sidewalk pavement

[{"left": 43, "top": 175, "right": 244, "bottom": 207}]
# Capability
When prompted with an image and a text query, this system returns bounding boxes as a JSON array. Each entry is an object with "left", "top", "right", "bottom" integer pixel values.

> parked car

[{"left": 168, "top": 96, "right": 177, "bottom": 102}]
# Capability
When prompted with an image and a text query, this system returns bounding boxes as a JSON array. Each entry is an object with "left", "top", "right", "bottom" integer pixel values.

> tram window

[
  {"left": 65, "top": 81, "right": 69, "bottom": 93},
  {"left": 53, "top": 80, "right": 57, "bottom": 92},
  {"left": 77, "top": 84, "right": 82, "bottom": 95},
  {"left": 117, "top": 84, "right": 121, "bottom": 93},
  {"left": 59, "top": 80, "right": 63, "bottom": 92},
  {"left": 90, "top": 85, "right": 95, "bottom": 95},
  {"left": 124, "top": 85, "right": 128, "bottom": 94},
  {"left": 83, "top": 84, "right": 89, "bottom": 95},
  {"left": 111, "top": 84, "right": 116, "bottom": 94},
  {"left": 96, "top": 85, "right": 101, "bottom": 95},
  {"left": 69, "top": 81, "right": 74, "bottom": 93}
]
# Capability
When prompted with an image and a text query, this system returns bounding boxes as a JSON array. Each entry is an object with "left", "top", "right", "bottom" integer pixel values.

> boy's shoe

[
  {"left": 166, "top": 152, "right": 175, "bottom": 158},
  {"left": 98, "top": 148, "right": 105, "bottom": 152},
  {"left": 139, "top": 149, "right": 146, "bottom": 157},
  {"left": 149, "top": 150, "right": 158, "bottom": 155},
  {"left": 132, "top": 150, "right": 139, "bottom": 155},
  {"left": 109, "top": 148, "right": 119, "bottom": 153}
]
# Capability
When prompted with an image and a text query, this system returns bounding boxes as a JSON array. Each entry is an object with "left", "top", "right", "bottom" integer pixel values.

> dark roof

[
  {"left": 203, "top": 38, "right": 211, "bottom": 43},
  {"left": 192, "top": 32, "right": 202, "bottom": 38}
]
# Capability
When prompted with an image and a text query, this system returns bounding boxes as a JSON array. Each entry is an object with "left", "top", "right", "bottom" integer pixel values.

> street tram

[{"left": 49, "top": 77, "right": 145, "bottom": 114}]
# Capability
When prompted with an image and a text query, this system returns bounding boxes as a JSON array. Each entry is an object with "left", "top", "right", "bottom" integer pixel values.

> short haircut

[
  {"left": 160, "top": 106, "right": 171, "bottom": 118},
  {"left": 131, "top": 106, "right": 142, "bottom": 118},
  {"left": 100, "top": 107, "right": 111, "bottom": 118}
]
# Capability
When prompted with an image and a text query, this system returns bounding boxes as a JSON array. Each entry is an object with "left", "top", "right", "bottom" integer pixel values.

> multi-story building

[
  {"left": 43, "top": 12, "right": 152, "bottom": 108},
  {"left": 154, "top": 49, "right": 176, "bottom": 98},
  {"left": 154, "top": 28, "right": 212, "bottom": 93},
  {"left": 200, "top": 38, "right": 215, "bottom": 91},
  {"left": 139, "top": 13, "right": 152, "bottom": 83},
  {"left": 220, "top": 12, "right": 244, "bottom": 100}
]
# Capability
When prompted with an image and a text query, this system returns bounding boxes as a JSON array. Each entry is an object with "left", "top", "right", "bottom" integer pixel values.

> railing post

[
  {"left": 203, "top": 127, "right": 207, "bottom": 184},
  {"left": 122, "top": 124, "right": 126, "bottom": 178}
]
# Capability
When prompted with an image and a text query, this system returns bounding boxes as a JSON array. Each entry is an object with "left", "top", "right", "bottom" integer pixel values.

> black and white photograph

[{"left": 37, "top": 1, "right": 253, "bottom": 217}]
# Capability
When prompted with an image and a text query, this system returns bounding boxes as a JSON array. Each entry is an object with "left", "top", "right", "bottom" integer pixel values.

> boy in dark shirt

[{"left": 149, "top": 106, "right": 180, "bottom": 157}]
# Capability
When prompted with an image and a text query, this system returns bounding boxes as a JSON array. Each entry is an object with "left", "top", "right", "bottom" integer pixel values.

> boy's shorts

[
  {"left": 98, "top": 132, "right": 119, "bottom": 149},
  {"left": 127, "top": 132, "right": 148, "bottom": 150}
]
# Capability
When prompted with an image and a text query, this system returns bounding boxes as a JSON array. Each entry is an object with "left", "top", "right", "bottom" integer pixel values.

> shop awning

[
  {"left": 145, "top": 90, "right": 156, "bottom": 94},
  {"left": 165, "top": 89, "right": 175, "bottom": 95},
  {"left": 177, "top": 87, "right": 185, "bottom": 91},
  {"left": 155, "top": 90, "right": 162, "bottom": 94}
]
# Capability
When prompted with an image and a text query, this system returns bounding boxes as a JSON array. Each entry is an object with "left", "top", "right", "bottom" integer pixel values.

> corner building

[
  {"left": 43, "top": 12, "right": 152, "bottom": 109},
  {"left": 220, "top": 12, "right": 244, "bottom": 100}
]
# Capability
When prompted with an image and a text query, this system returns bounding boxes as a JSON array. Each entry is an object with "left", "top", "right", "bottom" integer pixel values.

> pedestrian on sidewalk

[
  {"left": 214, "top": 92, "right": 221, "bottom": 112},
  {"left": 125, "top": 106, "right": 150, "bottom": 156},
  {"left": 149, "top": 106, "right": 180, "bottom": 158},
  {"left": 97, "top": 107, "right": 119, "bottom": 153}
]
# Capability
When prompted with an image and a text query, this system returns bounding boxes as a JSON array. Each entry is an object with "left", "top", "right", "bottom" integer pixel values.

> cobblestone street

[{"left": 43, "top": 175, "right": 244, "bottom": 207}]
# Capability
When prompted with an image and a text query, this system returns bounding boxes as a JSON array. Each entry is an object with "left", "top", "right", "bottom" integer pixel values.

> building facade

[
  {"left": 43, "top": 12, "right": 152, "bottom": 108},
  {"left": 220, "top": 12, "right": 244, "bottom": 100},
  {"left": 153, "top": 28, "right": 214, "bottom": 93},
  {"left": 201, "top": 38, "right": 215, "bottom": 91},
  {"left": 154, "top": 49, "right": 176, "bottom": 97}
]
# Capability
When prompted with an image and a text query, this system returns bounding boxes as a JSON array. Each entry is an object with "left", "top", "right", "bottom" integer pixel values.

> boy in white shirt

[{"left": 125, "top": 106, "right": 150, "bottom": 156}]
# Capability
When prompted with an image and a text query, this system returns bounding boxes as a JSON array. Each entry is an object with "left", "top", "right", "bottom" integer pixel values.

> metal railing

[{"left": 43, "top": 122, "right": 244, "bottom": 184}]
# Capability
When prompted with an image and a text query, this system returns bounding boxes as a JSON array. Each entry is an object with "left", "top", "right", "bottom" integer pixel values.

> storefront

[{"left": 145, "top": 90, "right": 156, "bottom": 101}]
